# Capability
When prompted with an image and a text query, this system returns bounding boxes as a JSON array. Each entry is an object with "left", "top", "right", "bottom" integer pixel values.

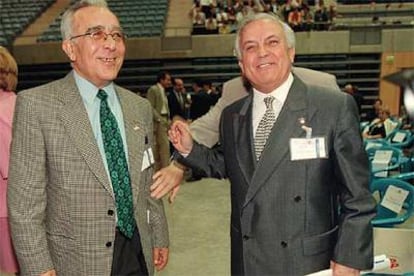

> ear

[
  {"left": 62, "top": 40, "right": 76, "bottom": 62},
  {"left": 238, "top": 60, "right": 244, "bottom": 75},
  {"left": 288, "top": 47, "right": 295, "bottom": 63}
]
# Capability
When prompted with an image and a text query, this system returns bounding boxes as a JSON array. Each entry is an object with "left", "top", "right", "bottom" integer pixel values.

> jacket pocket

[{"left": 302, "top": 225, "right": 338, "bottom": 256}]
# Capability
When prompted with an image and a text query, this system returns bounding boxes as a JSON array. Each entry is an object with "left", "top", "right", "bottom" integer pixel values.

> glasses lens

[
  {"left": 91, "top": 30, "right": 106, "bottom": 41},
  {"left": 111, "top": 32, "right": 125, "bottom": 41}
]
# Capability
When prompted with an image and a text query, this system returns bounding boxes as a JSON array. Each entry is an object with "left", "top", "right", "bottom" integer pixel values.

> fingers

[
  {"left": 168, "top": 185, "right": 181, "bottom": 204},
  {"left": 150, "top": 164, "right": 185, "bottom": 200},
  {"left": 153, "top": 248, "right": 169, "bottom": 271},
  {"left": 40, "top": 269, "right": 57, "bottom": 276}
]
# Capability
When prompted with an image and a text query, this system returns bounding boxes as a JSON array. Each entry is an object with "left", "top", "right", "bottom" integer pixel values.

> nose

[
  {"left": 257, "top": 44, "right": 269, "bottom": 57},
  {"left": 103, "top": 35, "right": 116, "bottom": 50}
]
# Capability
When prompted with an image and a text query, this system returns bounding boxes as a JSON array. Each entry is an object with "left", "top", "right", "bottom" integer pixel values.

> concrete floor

[{"left": 159, "top": 178, "right": 231, "bottom": 276}]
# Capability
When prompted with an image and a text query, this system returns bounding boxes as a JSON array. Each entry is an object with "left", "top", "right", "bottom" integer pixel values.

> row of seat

[
  {"left": 365, "top": 129, "right": 414, "bottom": 227},
  {"left": 37, "top": 0, "right": 168, "bottom": 42},
  {"left": 0, "top": 0, "right": 55, "bottom": 47},
  {"left": 339, "top": 0, "right": 413, "bottom": 4}
]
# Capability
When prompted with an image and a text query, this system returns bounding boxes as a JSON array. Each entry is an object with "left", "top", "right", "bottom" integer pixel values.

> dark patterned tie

[
  {"left": 97, "top": 89, "right": 135, "bottom": 238},
  {"left": 255, "top": 96, "right": 276, "bottom": 160}
]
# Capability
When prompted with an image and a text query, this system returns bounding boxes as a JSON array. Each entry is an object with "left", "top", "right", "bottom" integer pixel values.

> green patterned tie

[{"left": 97, "top": 89, "right": 135, "bottom": 239}]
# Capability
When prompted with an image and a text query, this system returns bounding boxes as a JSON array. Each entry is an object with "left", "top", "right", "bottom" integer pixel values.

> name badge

[
  {"left": 141, "top": 147, "right": 155, "bottom": 171},
  {"left": 290, "top": 137, "right": 327, "bottom": 161}
]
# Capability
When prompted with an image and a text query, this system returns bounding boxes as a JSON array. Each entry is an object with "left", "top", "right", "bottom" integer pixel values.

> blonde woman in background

[{"left": 0, "top": 46, "right": 19, "bottom": 275}]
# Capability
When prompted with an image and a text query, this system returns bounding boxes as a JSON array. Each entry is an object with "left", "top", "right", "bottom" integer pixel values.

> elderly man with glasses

[{"left": 7, "top": 1, "right": 169, "bottom": 275}]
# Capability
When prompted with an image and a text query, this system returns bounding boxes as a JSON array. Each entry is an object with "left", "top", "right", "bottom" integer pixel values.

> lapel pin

[{"left": 298, "top": 117, "right": 312, "bottom": 138}]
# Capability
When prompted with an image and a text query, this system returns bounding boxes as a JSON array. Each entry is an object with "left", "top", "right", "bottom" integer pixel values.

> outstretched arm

[
  {"left": 150, "top": 77, "right": 247, "bottom": 200},
  {"left": 150, "top": 120, "right": 193, "bottom": 201}
]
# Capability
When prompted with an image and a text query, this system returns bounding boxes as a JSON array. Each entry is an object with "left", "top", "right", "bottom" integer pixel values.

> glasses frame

[{"left": 69, "top": 29, "right": 126, "bottom": 42}]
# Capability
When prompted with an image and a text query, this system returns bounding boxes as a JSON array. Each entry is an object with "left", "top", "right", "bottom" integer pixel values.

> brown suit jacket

[{"left": 8, "top": 73, "right": 168, "bottom": 275}]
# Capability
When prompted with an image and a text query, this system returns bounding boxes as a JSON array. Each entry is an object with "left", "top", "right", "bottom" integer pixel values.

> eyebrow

[
  {"left": 242, "top": 34, "right": 280, "bottom": 45},
  {"left": 85, "top": 25, "right": 123, "bottom": 33}
]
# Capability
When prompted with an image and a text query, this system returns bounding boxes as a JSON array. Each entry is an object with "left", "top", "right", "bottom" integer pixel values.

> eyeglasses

[{"left": 70, "top": 29, "right": 126, "bottom": 42}]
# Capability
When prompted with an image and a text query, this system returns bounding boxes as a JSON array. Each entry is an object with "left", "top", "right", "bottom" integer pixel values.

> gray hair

[
  {"left": 60, "top": 0, "right": 108, "bottom": 40},
  {"left": 234, "top": 12, "right": 296, "bottom": 60}
]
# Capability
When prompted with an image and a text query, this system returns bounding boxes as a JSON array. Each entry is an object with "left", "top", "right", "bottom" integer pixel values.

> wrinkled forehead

[
  {"left": 240, "top": 19, "right": 284, "bottom": 41},
  {"left": 72, "top": 6, "right": 121, "bottom": 32}
]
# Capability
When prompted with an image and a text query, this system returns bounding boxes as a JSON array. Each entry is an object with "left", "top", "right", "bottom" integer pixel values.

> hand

[
  {"left": 40, "top": 269, "right": 57, "bottom": 276},
  {"left": 151, "top": 163, "right": 185, "bottom": 202},
  {"left": 168, "top": 120, "right": 193, "bottom": 155},
  {"left": 153, "top": 247, "right": 169, "bottom": 271},
  {"left": 331, "top": 261, "right": 360, "bottom": 276}
]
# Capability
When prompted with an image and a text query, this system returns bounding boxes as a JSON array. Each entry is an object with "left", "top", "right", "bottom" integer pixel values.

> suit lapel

[
  {"left": 116, "top": 88, "right": 146, "bottom": 209},
  {"left": 243, "top": 76, "right": 317, "bottom": 207},
  {"left": 58, "top": 73, "right": 113, "bottom": 196},
  {"left": 234, "top": 95, "right": 256, "bottom": 183}
]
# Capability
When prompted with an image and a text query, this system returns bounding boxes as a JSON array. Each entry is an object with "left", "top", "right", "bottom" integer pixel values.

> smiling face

[
  {"left": 238, "top": 19, "right": 295, "bottom": 93},
  {"left": 62, "top": 6, "right": 125, "bottom": 88}
]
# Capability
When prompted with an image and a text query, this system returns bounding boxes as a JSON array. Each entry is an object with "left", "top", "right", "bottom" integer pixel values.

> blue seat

[
  {"left": 385, "top": 129, "right": 414, "bottom": 149},
  {"left": 371, "top": 178, "right": 414, "bottom": 227},
  {"left": 367, "top": 145, "right": 403, "bottom": 178}
]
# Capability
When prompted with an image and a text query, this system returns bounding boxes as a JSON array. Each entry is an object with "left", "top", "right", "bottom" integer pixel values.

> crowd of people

[{"left": 190, "top": 0, "right": 337, "bottom": 34}]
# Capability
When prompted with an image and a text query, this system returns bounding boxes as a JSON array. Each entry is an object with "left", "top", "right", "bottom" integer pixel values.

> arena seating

[
  {"left": 37, "top": 0, "right": 168, "bottom": 42},
  {"left": 335, "top": 2, "right": 414, "bottom": 28},
  {"left": 0, "top": 0, "right": 55, "bottom": 47},
  {"left": 338, "top": 0, "right": 413, "bottom": 4},
  {"left": 17, "top": 53, "right": 381, "bottom": 118}
]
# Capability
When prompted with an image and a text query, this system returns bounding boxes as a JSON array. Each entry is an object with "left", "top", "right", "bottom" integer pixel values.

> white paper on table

[
  {"left": 381, "top": 185, "right": 409, "bottom": 214},
  {"left": 372, "top": 150, "right": 393, "bottom": 178},
  {"left": 392, "top": 132, "right": 406, "bottom": 143}
]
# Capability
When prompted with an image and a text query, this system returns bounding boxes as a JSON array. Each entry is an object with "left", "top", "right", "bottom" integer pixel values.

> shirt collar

[
  {"left": 73, "top": 70, "right": 116, "bottom": 104},
  {"left": 253, "top": 72, "right": 294, "bottom": 105}
]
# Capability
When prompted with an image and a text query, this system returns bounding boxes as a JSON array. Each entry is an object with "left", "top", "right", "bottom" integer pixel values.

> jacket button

[
  {"left": 107, "top": 209, "right": 114, "bottom": 216},
  {"left": 294, "top": 196, "right": 302, "bottom": 202},
  {"left": 242, "top": 235, "right": 250, "bottom": 241},
  {"left": 280, "top": 241, "right": 288, "bottom": 248},
  {"left": 106, "top": 241, "right": 112, "bottom": 247}
]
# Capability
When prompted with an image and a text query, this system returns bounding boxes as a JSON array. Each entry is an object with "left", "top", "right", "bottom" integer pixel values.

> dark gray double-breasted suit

[{"left": 179, "top": 74, "right": 376, "bottom": 275}]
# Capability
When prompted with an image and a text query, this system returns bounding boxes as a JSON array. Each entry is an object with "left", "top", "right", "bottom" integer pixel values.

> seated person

[
  {"left": 365, "top": 98, "right": 382, "bottom": 122},
  {"left": 363, "top": 107, "right": 396, "bottom": 139}
]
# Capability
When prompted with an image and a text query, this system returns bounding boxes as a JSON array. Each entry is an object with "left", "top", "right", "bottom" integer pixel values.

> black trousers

[{"left": 111, "top": 227, "right": 148, "bottom": 276}]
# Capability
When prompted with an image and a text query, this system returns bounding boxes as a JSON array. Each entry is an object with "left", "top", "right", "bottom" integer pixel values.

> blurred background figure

[
  {"left": 147, "top": 71, "right": 172, "bottom": 171},
  {"left": 168, "top": 78, "right": 189, "bottom": 121},
  {"left": 365, "top": 98, "right": 383, "bottom": 123},
  {"left": 0, "top": 46, "right": 19, "bottom": 275},
  {"left": 362, "top": 106, "right": 397, "bottom": 139},
  {"left": 344, "top": 83, "right": 363, "bottom": 116},
  {"left": 190, "top": 80, "right": 215, "bottom": 120}
]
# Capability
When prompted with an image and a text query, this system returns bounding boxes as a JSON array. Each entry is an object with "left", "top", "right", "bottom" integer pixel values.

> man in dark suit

[
  {"left": 7, "top": 1, "right": 168, "bottom": 275},
  {"left": 168, "top": 12, "right": 376, "bottom": 275},
  {"left": 168, "top": 78, "right": 188, "bottom": 120},
  {"left": 190, "top": 80, "right": 215, "bottom": 120},
  {"left": 151, "top": 70, "right": 341, "bottom": 202}
]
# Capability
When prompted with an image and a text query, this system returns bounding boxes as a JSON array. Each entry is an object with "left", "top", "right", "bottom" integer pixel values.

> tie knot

[
  {"left": 264, "top": 96, "right": 275, "bottom": 109},
  {"left": 97, "top": 89, "right": 108, "bottom": 101}
]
